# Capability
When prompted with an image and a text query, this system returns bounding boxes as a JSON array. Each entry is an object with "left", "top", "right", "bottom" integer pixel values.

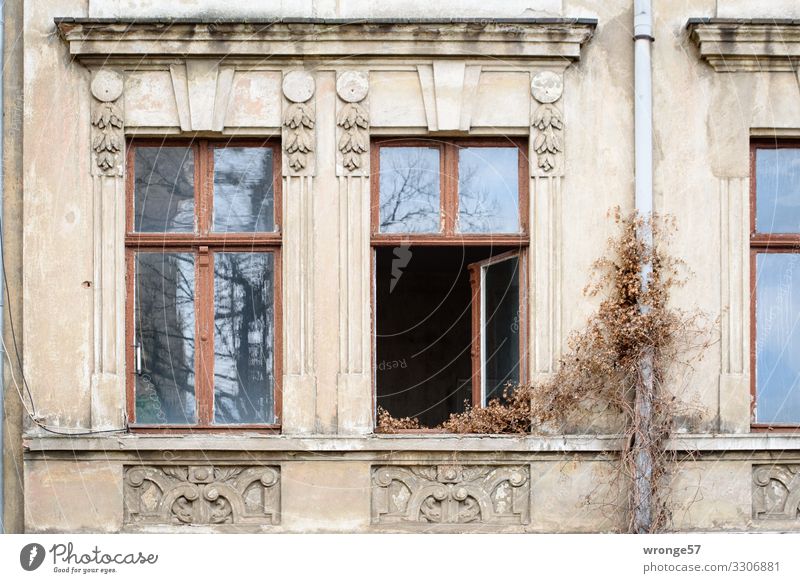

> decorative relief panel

[
  {"left": 124, "top": 465, "right": 280, "bottom": 526},
  {"left": 281, "top": 70, "right": 316, "bottom": 175},
  {"left": 336, "top": 71, "right": 369, "bottom": 175},
  {"left": 90, "top": 69, "right": 124, "bottom": 176},
  {"left": 753, "top": 464, "right": 800, "bottom": 520},
  {"left": 372, "top": 465, "right": 530, "bottom": 525},
  {"left": 530, "top": 70, "right": 564, "bottom": 176}
]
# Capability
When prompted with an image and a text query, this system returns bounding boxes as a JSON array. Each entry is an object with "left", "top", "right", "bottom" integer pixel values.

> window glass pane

[
  {"left": 483, "top": 256, "right": 520, "bottom": 402},
  {"left": 134, "top": 147, "right": 195, "bottom": 232},
  {"left": 379, "top": 147, "right": 441, "bottom": 233},
  {"left": 756, "top": 148, "right": 800, "bottom": 233},
  {"left": 213, "top": 252, "right": 275, "bottom": 424},
  {"left": 213, "top": 147, "right": 275, "bottom": 233},
  {"left": 458, "top": 147, "right": 520, "bottom": 233},
  {"left": 756, "top": 253, "right": 800, "bottom": 424},
  {"left": 135, "top": 252, "right": 196, "bottom": 424}
]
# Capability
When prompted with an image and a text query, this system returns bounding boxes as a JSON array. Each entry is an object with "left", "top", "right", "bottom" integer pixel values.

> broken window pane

[
  {"left": 458, "top": 147, "right": 520, "bottom": 234},
  {"left": 213, "top": 147, "right": 275, "bottom": 233},
  {"left": 379, "top": 147, "right": 441, "bottom": 233},
  {"left": 134, "top": 147, "right": 195, "bottom": 233},
  {"left": 755, "top": 253, "right": 800, "bottom": 424},
  {"left": 213, "top": 252, "right": 275, "bottom": 424},
  {"left": 134, "top": 252, "right": 197, "bottom": 424},
  {"left": 756, "top": 148, "right": 800, "bottom": 233},
  {"left": 482, "top": 255, "right": 521, "bottom": 401}
]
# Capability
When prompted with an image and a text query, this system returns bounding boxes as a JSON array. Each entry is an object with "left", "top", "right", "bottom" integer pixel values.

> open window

[
  {"left": 372, "top": 139, "right": 528, "bottom": 428},
  {"left": 469, "top": 251, "right": 524, "bottom": 407}
]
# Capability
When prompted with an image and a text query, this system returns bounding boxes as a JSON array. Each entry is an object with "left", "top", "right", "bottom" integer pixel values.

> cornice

[
  {"left": 688, "top": 18, "right": 800, "bottom": 72},
  {"left": 54, "top": 17, "right": 597, "bottom": 63}
]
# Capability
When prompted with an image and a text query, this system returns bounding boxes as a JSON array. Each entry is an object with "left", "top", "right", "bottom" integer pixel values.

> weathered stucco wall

[{"left": 13, "top": 0, "right": 800, "bottom": 532}]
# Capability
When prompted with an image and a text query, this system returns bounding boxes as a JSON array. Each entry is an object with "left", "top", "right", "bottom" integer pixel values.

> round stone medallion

[
  {"left": 336, "top": 71, "right": 369, "bottom": 103},
  {"left": 531, "top": 71, "right": 563, "bottom": 104},
  {"left": 282, "top": 70, "right": 315, "bottom": 103},
  {"left": 91, "top": 69, "right": 124, "bottom": 102}
]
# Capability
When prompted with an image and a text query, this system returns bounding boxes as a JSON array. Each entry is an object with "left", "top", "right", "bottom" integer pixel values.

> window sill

[
  {"left": 127, "top": 424, "right": 281, "bottom": 435},
  {"left": 23, "top": 432, "right": 800, "bottom": 455},
  {"left": 751, "top": 424, "right": 800, "bottom": 433}
]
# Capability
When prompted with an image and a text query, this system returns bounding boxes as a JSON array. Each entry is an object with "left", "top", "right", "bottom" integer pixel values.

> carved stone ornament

[
  {"left": 282, "top": 70, "right": 315, "bottom": 103},
  {"left": 124, "top": 465, "right": 280, "bottom": 526},
  {"left": 532, "top": 104, "right": 563, "bottom": 173},
  {"left": 90, "top": 69, "right": 124, "bottom": 176},
  {"left": 372, "top": 465, "right": 530, "bottom": 525},
  {"left": 282, "top": 71, "right": 315, "bottom": 173},
  {"left": 531, "top": 70, "right": 563, "bottom": 104},
  {"left": 336, "top": 71, "right": 369, "bottom": 173},
  {"left": 753, "top": 464, "right": 800, "bottom": 520},
  {"left": 336, "top": 71, "right": 369, "bottom": 103}
]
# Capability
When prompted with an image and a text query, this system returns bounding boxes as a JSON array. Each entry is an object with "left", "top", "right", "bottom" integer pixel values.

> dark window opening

[{"left": 375, "top": 245, "right": 522, "bottom": 427}]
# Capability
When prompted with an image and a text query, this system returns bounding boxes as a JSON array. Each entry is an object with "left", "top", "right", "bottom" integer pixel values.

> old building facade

[{"left": 4, "top": 0, "right": 800, "bottom": 532}]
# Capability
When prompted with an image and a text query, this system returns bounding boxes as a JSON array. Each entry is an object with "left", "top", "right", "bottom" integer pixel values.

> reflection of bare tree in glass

[
  {"left": 378, "top": 148, "right": 512, "bottom": 234},
  {"left": 134, "top": 148, "right": 194, "bottom": 232},
  {"left": 213, "top": 149, "right": 273, "bottom": 233},
  {"left": 135, "top": 253, "right": 196, "bottom": 423},
  {"left": 213, "top": 254, "right": 274, "bottom": 424},
  {"left": 379, "top": 148, "right": 440, "bottom": 233},
  {"left": 456, "top": 160, "right": 497, "bottom": 233}
]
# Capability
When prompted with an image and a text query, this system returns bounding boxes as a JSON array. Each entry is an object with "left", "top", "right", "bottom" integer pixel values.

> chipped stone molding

[
  {"left": 124, "top": 465, "right": 280, "bottom": 525},
  {"left": 688, "top": 18, "right": 800, "bottom": 72},
  {"left": 55, "top": 18, "right": 596, "bottom": 63},
  {"left": 753, "top": 464, "right": 800, "bottom": 520},
  {"left": 89, "top": 68, "right": 127, "bottom": 430},
  {"left": 372, "top": 465, "right": 530, "bottom": 525},
  {"left": 25, "top": 433, "right": 800, "bottom": 455}
]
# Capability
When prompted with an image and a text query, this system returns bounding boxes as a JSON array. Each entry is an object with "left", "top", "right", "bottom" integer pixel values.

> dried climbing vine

[{"left": 376, "top": 210, "right": 711, "bottom": 532}]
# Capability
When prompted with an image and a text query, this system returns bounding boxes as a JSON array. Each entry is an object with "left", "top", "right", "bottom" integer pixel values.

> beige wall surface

[{"left": 13, "top": 0, "right": 800, "bottom": 532}]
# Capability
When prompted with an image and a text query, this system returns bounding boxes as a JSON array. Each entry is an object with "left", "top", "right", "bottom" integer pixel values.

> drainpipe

[
  {"left": 0, "top": 0, "right": 6, "bottom": 535},
  {"left": 633, "top": 0, "right": 655, "bottom": 533}
]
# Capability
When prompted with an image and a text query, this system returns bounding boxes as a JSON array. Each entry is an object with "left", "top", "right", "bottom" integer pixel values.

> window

[
  {"left": 751, "top": 141, "right": 800, "bottom": 427},
  {"left": 126, "top": 140, "right": 282, "bottom": 429},
  {"left": 371, "top": 139, "right": 528, "bottom": 428}
]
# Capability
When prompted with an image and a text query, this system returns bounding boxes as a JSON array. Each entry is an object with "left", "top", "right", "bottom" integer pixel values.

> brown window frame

[
  {"left": 370, "top": 137, "right": 529, "bottom": 431},
  {"left": 370, "top": 137, "right": 530, "bottom": 243},
  {"left": 750, "top": 139, "right": 800, "bottom": 432},
  {"left": 125, "top": 138, "right": 283, "bottom": 433}
]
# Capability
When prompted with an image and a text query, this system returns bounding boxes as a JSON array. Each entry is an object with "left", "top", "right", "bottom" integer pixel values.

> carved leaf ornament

[
  {"left": 337, "top": 102, "right": 369, "bottom": 171},
  {"left": 282, "top": 102, "right": 315, "bottom": 172},
  {"left": 532, "top": 104, "right": 563, "bottom": 172}
]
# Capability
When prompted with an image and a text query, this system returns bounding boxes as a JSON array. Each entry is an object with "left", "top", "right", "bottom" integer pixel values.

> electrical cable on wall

[{"left": 0, "top": 217, "right": 128, "bottom": 436}]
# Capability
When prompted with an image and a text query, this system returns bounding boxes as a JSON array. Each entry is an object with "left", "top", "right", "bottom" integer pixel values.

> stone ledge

[
  {"left": 687, "top": 18, "right": 800, "bottom": 72},
  {"left": 22, "top": 432, "right": 800, "bottom": 454},
  {"left": 54, "top": 17, "right": 597, "bottom": 62}
]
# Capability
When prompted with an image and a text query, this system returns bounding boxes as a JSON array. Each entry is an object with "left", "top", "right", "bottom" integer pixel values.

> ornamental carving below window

[
  {"left": 753, "top": 464, "right": 800, "bottom": 520},
  {"left": 371, "top": 464, "right": 530, "bottom": 525},
  {"left": 124, "top": 465, "right": 280, "bottom": 526}
]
